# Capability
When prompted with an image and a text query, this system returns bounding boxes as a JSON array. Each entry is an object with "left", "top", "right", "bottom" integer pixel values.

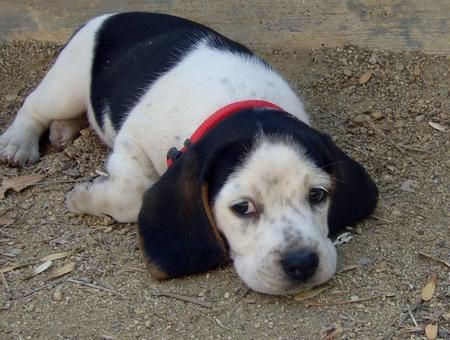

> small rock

[
  {"left": 400, "top": 179, "right": 415, "bottom": 192},
  {"left": 100, "top": 216, "right": 115, "bottom": 226},
  {"left": 415, "top": 115, "right": 425, "bottom": 122},
  {"left": 343, "top": 69, "right": 353, "bottom": 77},
  {"left": 353, "top": 114, "right": 366, "bottom": 125},
  {"left": 369, "top": 54, "right": 378, "bottom": 64},
  {"left": 445, "top": 160, "right": 450, "bottom": 169},
  {"left": 358, "top": 256, "right": 373, "bottom": 266},
  {"left": 53, "top": 289, "right": 63, "bottom": 301},
  {"left": 355, "top": 226, "right": 363, "bottom": 235},
  {"left": 224, "top": 292, "right": 230, "bottom": 299},
  {"left": 5, "top": 94, "right": 17, "bottom": 101},
  {"left": 371, "top": 111, "right": 384, "bottom": 120},
  {"left": 395, "top": 63, "right": 405, "bottom": 71}
]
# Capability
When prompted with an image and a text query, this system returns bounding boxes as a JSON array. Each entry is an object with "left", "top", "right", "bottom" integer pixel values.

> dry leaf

[
  {"left": 1, "top": 175, "right": 45, "bottom": 199},
  {"left": 24, "top": 260, "right": 52, "bottom": 280},
  {"left": 429, "top": 121, "right": 447, "bottom": 132},
  {"left": 40, "top": 251, "right": 75, "bottom": 262},
  {"left": 48, "top": 261, "right": 76, "bottom": 280},
  {"left": 322, "top": 324, "right": 342, "bottom": 340},
  {"left": 0, "top": 261, "right": 33, "bottom": 274},
  {"left": 442, "top": 312, "right": 450, "bottom": 321},
  {"left": 294, "top": 283, "right": 333, "bottom": 301},
  {"left": 425, "top": 322, "right": 438, "bottom": 340},
  {"left": 421, "top": 273, "right": 438, "bottom": 301},
  {"left": 359, "top": 70, "right": 373, "bottom": 85}
]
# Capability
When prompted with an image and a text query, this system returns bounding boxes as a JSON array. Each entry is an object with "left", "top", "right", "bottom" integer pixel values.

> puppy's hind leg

[
  {"left": 0, "top": 15, "right": 109, "bottom": 166},
  {"left": 66, "top": 138, "right": 158, "bottom": 223}
]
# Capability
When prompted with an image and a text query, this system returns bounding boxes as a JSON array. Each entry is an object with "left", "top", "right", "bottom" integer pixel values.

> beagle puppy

[{"left": 0, "top": 12, "right": 378, "bottom": 295}]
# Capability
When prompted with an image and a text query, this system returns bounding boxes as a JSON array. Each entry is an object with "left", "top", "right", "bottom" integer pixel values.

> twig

[
  {"left": 407, "top": 304, "right": 419, "bottom": 327},
  {"left": 398, "top": 300, "right": 420, "bottom": 325},
  {"left": 151, "top": 290, "right": 213, "bottom": 308},
  {"left": 371, "top": 215, "right": 393, "bottom": 224},
  {"left": 66, "top": 278, "right": 125, "bottom": 298},
  {"left": 210, "top": 316, "right": 233, "bottom": 331},
  {"left": 22, "top": 277, "right": 67, "bottom": 298},
  {"left": 0, "top": 252, "right": 17, "bottom": 258},
  {"left": 397, "top": 144, "right": 432, "bottom": 153},
  {"left": 1, "top": 271, "right": 12, "bottom": 299},
  {"left": 418, "top": 252, "right": 450, "bottom": 269},
  {"left": 305, "top": 294, "right": 382, "bottom": 307},
  {"left": 369, "top": 122, "right": 405, "bottom": 153}
]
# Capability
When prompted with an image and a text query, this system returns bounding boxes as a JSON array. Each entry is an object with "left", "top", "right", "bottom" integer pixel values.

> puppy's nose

[{"left": 281, "top": 251, "right": 319, "bottom": 281}]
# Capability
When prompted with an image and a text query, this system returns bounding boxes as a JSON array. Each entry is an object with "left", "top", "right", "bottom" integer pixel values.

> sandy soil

[{"left": 0, "top": 40, "right": 449, "bottom": 339}]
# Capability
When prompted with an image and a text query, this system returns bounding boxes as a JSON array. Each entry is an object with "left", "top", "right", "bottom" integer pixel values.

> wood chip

[
  {"left": 359, "top": 70, "right": 373, "bottom": 84},
  {"left": 425, "top": 322, "right": 438, "bottom": 340},
  {"left": 48, "top": 261, "right": 76, "bottom": 280},
  {"left": 294, "top": 283, "right": 333, "bottom": 301},
  {"left": 421, "top": 273, "right": 438, "bottom": 301},
  {"left": 24, "top": 260, "right": 52, "bottom": 280}
]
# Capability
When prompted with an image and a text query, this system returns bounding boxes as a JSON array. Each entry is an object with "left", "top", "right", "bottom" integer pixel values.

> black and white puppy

[{"left": 0, "top": 12, "right": 378, "bottom": 295}]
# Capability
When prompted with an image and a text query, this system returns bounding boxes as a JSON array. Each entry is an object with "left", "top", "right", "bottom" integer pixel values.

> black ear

[
  {"left": 138, "top": 150, "right": 229, "bottom": 280},
  {"left": 322, "top": 136, "right": 378, "bottom": 235}
]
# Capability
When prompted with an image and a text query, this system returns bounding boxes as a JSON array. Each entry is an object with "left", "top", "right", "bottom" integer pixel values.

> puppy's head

[{"left": 138, "top": 109, "right": 378, "bottom": 294}]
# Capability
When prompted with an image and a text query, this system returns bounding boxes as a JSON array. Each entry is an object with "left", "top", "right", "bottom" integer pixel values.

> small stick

[
  {"left": 418, "top": 252, "right": 450, "bottom": 269},
  {"left": 369, "top": 122, "right": 405, "bottom": 153},
  {"left": 22, "top": 277, "right": 67, "bottom": 298},
  {"left": 398, "top": 301, "right": 420, "bottom": 325},
  {"left": 210, "top": 316, "right": 233, "bottom": 331},
  {"left": 407, "top": 304, "right": 419, "bottom": 327},
  {"left": 305, "top": 294, "right": 382, "bottom": 307},
  {"left": 0, "top": 252, "right": 17, "bottom": 258},
  {"left": 1, "top": 271, "right": 12, "bottom": 299},
  {"left": 152, "top": 291, "right": 213, "bottom": 308},
  {"left": 371, "top": 215, "right": 393, "bottom": 224},
  {"left": 67, "top": 278, "right": 125, "bottom": 298}
]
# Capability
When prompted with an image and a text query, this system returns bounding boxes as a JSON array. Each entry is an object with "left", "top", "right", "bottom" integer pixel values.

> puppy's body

[{"left": 0, "top": 12, "right": 378, "bottom": 295}]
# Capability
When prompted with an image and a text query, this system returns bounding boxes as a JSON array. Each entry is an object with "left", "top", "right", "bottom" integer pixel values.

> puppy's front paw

[
  {"left": 0, "top": 130, "right": 40, "bottom": 166},
  {"left": 65, "top": 182, "right": 93, "bottom": 214}
]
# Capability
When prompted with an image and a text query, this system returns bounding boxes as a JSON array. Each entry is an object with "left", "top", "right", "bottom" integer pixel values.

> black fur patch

[{"left": 90, "top": 12, "right": 254, "bottom": 131}]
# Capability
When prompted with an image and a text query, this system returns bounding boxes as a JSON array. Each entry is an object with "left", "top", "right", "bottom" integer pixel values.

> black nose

[{"left": 281, "top": 251, "right": 319, "bottom": 281}]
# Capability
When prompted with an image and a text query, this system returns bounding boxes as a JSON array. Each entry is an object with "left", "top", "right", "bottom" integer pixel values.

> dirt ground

[{"left": 0, "top": 40, "right": 449, "bottom": 339}]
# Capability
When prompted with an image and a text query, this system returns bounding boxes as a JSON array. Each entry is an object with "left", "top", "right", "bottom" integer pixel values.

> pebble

[
  {"left": 400, "top": 179, "right": 415, "bottom": 192},
  {"left": 395, "top": 63, "right": 405, "bottom": 71},
  {"left": 415, "top": 115, "right": 425, "bottom": 122},
  {"left": 343, "top": 69, "right": 353, "bottom": 77},
  {"left": 53, "top": 289, "right": 63, "bottom": 301},
  {"left": 5, "top": 94, "right": 18, "bottom": 101},
  {"left": 353, "top": 114, "right": 366, "bottom": 125},
  {"left": 371, "top": 111, "right": 384, "bottom": 120},
  {"left": 224, "top": 292, "right": 230, "bottom": 299},
  {"left": 369, "top": 54, "right": 378, "bottom": 64}
]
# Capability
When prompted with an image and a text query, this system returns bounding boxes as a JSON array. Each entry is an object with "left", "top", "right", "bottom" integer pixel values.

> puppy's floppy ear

[
  {"left": 316, "top": 134, "right": 378, "bottom": 235},
  {"left": 138, "top": 150, "right": 228, "bottom": 280}
]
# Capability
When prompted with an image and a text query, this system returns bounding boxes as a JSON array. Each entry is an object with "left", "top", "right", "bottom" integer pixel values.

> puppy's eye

[
  {"left": 230, "top": 200, "right": 257, "bottom": 216},
  {"left": 308, "top": 187, "right": 329, "bottom": 204}
]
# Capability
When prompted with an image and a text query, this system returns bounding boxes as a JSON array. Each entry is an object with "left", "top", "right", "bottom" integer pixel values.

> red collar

[{"left": 166, "top": 100, "right": 283, "bottom": 167}]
